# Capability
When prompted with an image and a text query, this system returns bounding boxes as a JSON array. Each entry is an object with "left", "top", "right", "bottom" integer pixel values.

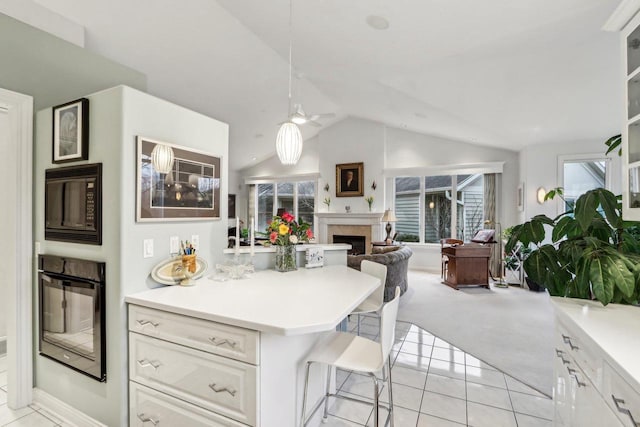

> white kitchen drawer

[
  {"left": 556, "top": 317, "right": 603, "bottom": 389},
  {"left": 130, "top": 333, "right": 258, "bottom": 426},
  {"left": 129, "top": 304, "right": 259, "bottom": 364},
  {"left": 130, "top": 381, "right": 246, "bottom": 427},
  {"left": 603, "top": 361, "right": 640, "bottom": 427}
]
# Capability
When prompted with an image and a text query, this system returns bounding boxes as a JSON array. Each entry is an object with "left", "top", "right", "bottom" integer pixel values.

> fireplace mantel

[{"left": 316, "top": 212, "right": 385, "bottom": 247}]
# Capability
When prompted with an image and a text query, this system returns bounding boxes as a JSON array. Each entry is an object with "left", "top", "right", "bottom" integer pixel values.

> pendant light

[
  {"left": 151, "top": 143, "right": 175, "bottom": 174},
  {"left": 276, "top": 0, "right": 303, "bottom": 165}
]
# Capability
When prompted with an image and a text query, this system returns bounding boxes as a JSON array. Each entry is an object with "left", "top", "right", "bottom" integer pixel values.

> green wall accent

[{"left": 0, "top": 13, "right": 146, "bottom": 110}]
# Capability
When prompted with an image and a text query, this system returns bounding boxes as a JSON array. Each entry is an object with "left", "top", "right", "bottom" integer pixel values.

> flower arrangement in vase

[{"left": 266, "top": 211, "right": 313, "bottom": 271}]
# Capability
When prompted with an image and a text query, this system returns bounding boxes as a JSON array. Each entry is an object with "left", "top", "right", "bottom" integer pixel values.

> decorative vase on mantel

[{"left": 275, "top": 245, "right": 297, "bottom": 272}]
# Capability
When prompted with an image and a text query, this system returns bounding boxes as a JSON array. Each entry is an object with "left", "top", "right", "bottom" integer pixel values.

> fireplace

[{"left": 333, "top": 234, "right": 366, "bottom": 255}]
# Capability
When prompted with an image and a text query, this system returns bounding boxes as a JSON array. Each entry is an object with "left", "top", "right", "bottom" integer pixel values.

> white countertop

[
  {"left": 552, "top": 297, "right": 640, "bottom": 384},
  {"left": 125, "top": 265, "right": 379, "bottom": 336},
  {"left": 222, "top": 243, "right": 351, "bottom": 255}
]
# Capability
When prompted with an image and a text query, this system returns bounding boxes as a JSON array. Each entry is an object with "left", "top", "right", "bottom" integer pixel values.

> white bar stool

[
  {"left": 300, "top": 286, "right": 401, "bottom": 427},
  {"left": 350, "top": 261, "right": 387, "bottom": 335}
]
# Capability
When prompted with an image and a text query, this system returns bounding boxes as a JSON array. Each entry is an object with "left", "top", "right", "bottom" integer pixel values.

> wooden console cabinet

[{"left": 442, "top": 244, "right": 491, "bottom": 289}]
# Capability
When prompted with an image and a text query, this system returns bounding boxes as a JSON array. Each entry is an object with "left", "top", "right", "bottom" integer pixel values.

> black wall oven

[{"left": 38, "top": 255, "right": 106, "bottom": 382}]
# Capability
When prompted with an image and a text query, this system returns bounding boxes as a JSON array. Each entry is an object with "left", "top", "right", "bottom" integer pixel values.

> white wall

[
  {"left": 519, "top": 138, "right": 622, "bottom": 223},
  {"left": 241, "top": 116, "right": 519, "bottom": 271},
  {"left": 34, "top": 86, "right": 229, "bottom": 426},
  {"left": 0, "top": 109, "right": 9, "bottom": 341}
]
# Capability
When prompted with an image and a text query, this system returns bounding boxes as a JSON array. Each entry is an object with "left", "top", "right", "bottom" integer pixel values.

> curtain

[{"left": 483, "top": 173, "right": 501, "bottom": 278}]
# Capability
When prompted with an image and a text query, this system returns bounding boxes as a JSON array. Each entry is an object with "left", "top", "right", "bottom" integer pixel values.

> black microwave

[{"left": 45, "top": 163, "right": 102, "bottom": 245}]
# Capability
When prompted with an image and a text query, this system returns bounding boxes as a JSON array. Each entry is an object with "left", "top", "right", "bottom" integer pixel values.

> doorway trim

[{"left": 0, "top": 87, "right": 33, "bottom": 409}]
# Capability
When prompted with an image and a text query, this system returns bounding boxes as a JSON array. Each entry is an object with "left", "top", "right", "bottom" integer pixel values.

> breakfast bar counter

[{"left": 125, "top": 265, "right": 379, "bottom": 426}]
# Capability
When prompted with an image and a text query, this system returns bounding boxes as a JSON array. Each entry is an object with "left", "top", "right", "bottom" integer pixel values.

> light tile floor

[
  {"left": 321, "top": 315, "right": 553, "bottom": 427},
  {"left": 0, "top": 355, "right": 69, "bottom": 427},
  {"left": 0, "top": 317, "right": 553, "bottom": 427}
]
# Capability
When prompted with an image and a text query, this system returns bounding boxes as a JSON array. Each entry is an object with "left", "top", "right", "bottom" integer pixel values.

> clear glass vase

[{"left": 275, "top": 245, "right": 297, "bottom": 272}]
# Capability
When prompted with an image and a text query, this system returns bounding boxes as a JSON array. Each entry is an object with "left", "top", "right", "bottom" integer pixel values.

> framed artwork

[
  {"left": 52, "top": 98, "right": 89, "bottom": 163},
  {"left": 136, "top": 136, "right": 221, "bottom": 222},
  {"left": 228, "top": 194, "right": 236, "bottom": 218},
  {"left": 517, "top": 182, "right": 524, "bottom": 211},
  {"left": 336, "top": 162, "right": 364, "bottom": 197}
]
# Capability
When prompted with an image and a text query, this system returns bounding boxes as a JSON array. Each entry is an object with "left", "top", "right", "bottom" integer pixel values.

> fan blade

[{"left": 308, "top": 112, "right": 336, "bottom": 120}]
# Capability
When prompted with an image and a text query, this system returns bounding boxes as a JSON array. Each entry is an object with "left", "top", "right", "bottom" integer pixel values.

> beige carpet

[{"left": 397, "top": 270, "right": 554, "bottom": 397}]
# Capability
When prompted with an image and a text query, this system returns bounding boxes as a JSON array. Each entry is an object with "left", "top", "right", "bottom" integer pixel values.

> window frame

[
  {"left": 557, "top": 153, "right": 611, "bottom": 215},
  {"left": 252, "top": 177, "right": 317, "bottom": 233}
]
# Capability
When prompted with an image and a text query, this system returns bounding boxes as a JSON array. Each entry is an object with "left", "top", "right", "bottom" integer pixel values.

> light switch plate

[
  {"left": 143, "top": 239, "right": 154, "bottom": 258},
  {"left": 191, "top": 234, "right": 199, "bottom": 250},
  {"left": 170, "top": 236, "right": 180, "bottom": 254}
]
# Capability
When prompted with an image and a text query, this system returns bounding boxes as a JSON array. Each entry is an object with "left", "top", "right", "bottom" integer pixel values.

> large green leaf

[
  {"left": 575, "top": 191, "right": 600, "bottom": 232},
  {"left": 607, "top": 257, "right": 635, "bottom": 298},
  {"left": 553, "top": 217, "right": 577, "bottom": 242},
  {"left": 604, "top": 134, "right": 622, "bottom": 156},
  {"left": 523, "top": 250, "right": 549, "bottom": 288},
  {"left": 589, "top": 257, "right": 613, "bottom": 305},
  {"left": 596, "top": 188, "right": 621, "bottom": 228},
  {"left": 558, "top": 239, "right": 585, "bottom": 266},
  {"left": 505, "top": 224, "right": 523, "bottom": 254},
  {"left": 575, "top": 257, "right": 592, "bottom": 298},
  {"left": 523, "top": 220, "right": 546, "bottom": 245}
]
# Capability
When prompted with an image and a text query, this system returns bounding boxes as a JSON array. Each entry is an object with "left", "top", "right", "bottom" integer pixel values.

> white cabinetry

[
  {"left": 552, "top": 298, "right": 640, "bottom": 426},
  {"left": 128, "top": 305, "right": 260, "bottom": 426},
  {"left": 607, "top": 1, "right": 640, "bottom": 219}
]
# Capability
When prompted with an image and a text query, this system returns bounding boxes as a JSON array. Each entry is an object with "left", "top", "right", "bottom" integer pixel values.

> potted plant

[{"left": 505, "top": 187, "right": 640, "bottom": 305}]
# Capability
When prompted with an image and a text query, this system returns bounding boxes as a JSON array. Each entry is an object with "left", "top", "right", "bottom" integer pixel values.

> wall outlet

[
  {"left": 143, "top": 239, "right": 154, "bottom": 258},
  {"left": 191, "top": 234, "right": 199, "bottom": 250},
  {"left": 170, "top": 236, "right": 180, "bottom": 254}
]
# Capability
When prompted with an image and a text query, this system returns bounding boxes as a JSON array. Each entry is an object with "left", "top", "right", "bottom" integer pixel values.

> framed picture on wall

[
  {"left": 136, "top": 136, "right": 221, "bottom": 222},
  {"left": 517, "top": 182, "right": 524, "bottom": 211},
  {"left": 52, "top": 98, "right": 89, "bottom": 163},
  {"left": 336, "top": 162, "right": 364, "bottom": 197}
]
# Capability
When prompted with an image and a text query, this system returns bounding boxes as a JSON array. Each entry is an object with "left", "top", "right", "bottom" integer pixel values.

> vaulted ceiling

[{"left": 31, "top": 0, "right": 622, "bottom": 170}]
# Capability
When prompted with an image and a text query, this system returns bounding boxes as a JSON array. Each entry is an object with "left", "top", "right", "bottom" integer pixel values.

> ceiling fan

[{"left": 288, "top": 103, "right": 335, "bottom": 127}]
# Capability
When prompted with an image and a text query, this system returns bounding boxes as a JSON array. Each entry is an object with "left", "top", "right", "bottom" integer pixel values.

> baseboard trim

[{"left": 32, "top": 388, "right": 107, "bottom": 427}]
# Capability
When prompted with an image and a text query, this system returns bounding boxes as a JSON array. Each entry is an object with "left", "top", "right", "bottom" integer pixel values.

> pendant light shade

[
  {"left": 151, "top": 143, "right": 175, "bottom": 174},
  {"left": 276, "top": 121, "right": 303, "bottom": 165}
]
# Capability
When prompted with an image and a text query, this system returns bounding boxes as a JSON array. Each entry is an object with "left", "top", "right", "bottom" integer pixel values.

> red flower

[
  {"left": 306, "top": 229, "right": 314, "bottom": 239},
  {"left": 270, "top": 232, "right": 278, "bottom": 243},
  {"left": 282, "top": 212, "right": 295, "bottom": 223}
]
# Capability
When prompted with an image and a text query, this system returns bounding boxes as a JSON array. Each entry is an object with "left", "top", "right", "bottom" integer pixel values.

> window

[
  {"left": 395, "top": 174, "right": 485, "bottom": 243},
  {"left": 254, "top": 180, "right": 316, "bottom": 233},
  {"left": 562, "top": 159, "right": 607, "bottom": 211}
]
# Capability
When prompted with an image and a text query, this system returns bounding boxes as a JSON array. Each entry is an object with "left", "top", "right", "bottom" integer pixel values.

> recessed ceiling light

[
  {"left": 252, "top": 157, "right": 257, "bottom": 161},
  {"left": 366, "top": 15, "right": 389, "bottom": 30}
]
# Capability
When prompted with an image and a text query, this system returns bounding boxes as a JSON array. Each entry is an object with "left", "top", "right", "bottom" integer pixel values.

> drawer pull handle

[
  {"left": 136, "top": 319, "right": 159, "bottom": 328},
  {"left": 137, "top": 359, "right": 161, "bottom": 370},
  {"left": 555, "top": 349, "right": 570, "bottom": 364},
  {"left": 612, "top": 395, "right": 640, "bottom": 426},
  {"left": 209, "top": 337, "right": 237, "bottom": 348},
  {"left": 566, "top": 367, "right": 585, "bottom": 388},
  {"left": 209, "top": 383, "right": 237, "bottom": 396},
  {"left": 137, "top": 413, "right": 159, "bottom": 426},
  {"left": 561, "top": 334, "right": 579, "bottom": 351}
]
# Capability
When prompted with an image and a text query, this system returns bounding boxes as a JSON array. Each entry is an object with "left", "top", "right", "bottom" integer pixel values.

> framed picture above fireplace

[{"left": 336, "top": 162, "right": 364, "bottom": 197}]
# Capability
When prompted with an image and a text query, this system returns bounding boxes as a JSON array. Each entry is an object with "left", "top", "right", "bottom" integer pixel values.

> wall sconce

[
  {"left": 371, "top": 181, "right": 377, "bottom": 190},
  {"left": 536, "top": 187, "right": 547, "bottom": 204},
  {"left": 324, "top": 183, "right": 330, "bottom": 192}
]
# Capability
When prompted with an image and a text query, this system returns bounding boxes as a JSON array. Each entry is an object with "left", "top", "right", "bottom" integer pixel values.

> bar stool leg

[
  {"left": 322, "top": 365, "right": 331, "bottom": 421},
  {"left": 300, "top": 361, "right": 312, "bottom": 427},
  {"left": 371, "top": 374, "right": 380, "bottom": 426},
  {"left": 387, "top": 355, "right": 394, "bottom": 427}
]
